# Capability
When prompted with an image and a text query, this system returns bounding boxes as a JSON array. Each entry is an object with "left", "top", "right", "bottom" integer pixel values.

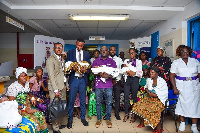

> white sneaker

[
  {"left": 179, "top": 123, "right": 185, "bottom": 131},
  {"left": 191, "top": 126, "right": 200, "bottom": 133}
]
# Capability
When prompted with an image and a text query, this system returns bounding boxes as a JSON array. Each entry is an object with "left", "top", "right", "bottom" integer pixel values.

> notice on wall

[
  {"left": 34, "top": 35, "right": 64, "bottom": 76},
  {"left": 164, "top": 39, "right": 174, "bottom": 58},
  {"left": 129, "top": 36, "right": 151, "bottom": 49}
]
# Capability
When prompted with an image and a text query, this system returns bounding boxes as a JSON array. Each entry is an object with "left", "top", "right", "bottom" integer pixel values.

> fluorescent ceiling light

[{"left": 69, "top": 14, "right": 129, "bottom": 20}]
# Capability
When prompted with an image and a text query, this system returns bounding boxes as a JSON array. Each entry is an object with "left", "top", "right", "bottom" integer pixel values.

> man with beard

[
  {"left": 92, "top": 46, "right": 117, "bottom": 128},
  {"left": 109, "top": 46, "right": 123, "bottom": 120}
]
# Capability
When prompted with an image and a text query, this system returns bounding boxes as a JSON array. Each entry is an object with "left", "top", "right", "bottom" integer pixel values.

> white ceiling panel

[
  {"left": 98, "top": 21, "right": 120, "bottom": 28},
  {"left": 132, "top": 10, "right": 180, "bottom": 20},
  {"left": 163, "top": 0, "right": 193, "bottom": 7},
  {"left": 52, "top": 19, "right": 78, "bottom": 28},
  {"left": 66, "top": 0, "right": 86, "bottom": 5},
  {"left": 98, "top": 28, "right": 116, "bottom": 34},
  {"left": 100, "top": 0, "right": 134, "bottom": 6},
  {"left": 79, "top": 28, "right": 97, "bottom": 34},
  {"left": 33, "top": 0, "right": 67, "bottom": 5},
  {"left": 76, "top": 21, "right": 98, "bottom": 27},
  {"left": 0, "top": 0, "right": 197, "bottom": 40},
  {"left": 4, "top": 0, "right": 35, "bottom": 6},
  {"left": 118, "top": 20, "right": 143, "bottom": 28},
  {"left": 61, "top": 27, "right": 80, "bottom": 35},
  {"left": 131, "top": 0, "right": 166, "bottom": 6},
  {"left": 113, "top": 28, "right": 134, "bottom": 35}
]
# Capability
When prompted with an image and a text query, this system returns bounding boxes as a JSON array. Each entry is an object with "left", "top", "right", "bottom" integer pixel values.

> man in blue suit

[{"left": 66, "top": 38, "right": 90, "bottom": 129}]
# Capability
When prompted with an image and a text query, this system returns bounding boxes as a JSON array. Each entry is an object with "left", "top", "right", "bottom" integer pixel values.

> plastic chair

[{"left": 161, "top": 90, "right": 178, "bottom": 133}]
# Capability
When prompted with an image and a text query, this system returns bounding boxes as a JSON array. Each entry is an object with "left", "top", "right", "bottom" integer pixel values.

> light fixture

[{"left": 69, "top": 14, "right": 129, "bottom": 20}]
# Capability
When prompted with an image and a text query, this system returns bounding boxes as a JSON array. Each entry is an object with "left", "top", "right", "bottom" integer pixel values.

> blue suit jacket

[{"left": 66, "top": 49, "right": 91, "bottom": 84}]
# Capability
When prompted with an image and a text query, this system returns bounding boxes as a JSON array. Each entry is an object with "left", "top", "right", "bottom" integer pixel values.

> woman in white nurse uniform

[{"left": 170, "top": 45, "right": 200, "bottom": 133}]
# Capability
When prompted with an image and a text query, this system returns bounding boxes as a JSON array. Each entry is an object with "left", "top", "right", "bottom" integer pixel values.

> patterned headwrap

[
  {"left": 157, "top": 46, "right": 165, "bottom": 51},
  {"left": 15, "top": 67, "right": 27, "bottom": 79}
]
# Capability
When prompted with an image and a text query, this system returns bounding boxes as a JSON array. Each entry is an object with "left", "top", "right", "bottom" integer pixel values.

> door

[
  {"left": 18, "top": 54, "right": 34, "bottom": 68},
  {"left": 151, "top": 31, "right": 159, "bottom": 59}
]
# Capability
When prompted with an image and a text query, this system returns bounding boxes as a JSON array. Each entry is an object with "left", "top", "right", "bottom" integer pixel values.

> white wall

[
  {"left": 140, "top": 0, "right": 200, "bottom": 38},
  {"left": 0, "top": 33, "right": 38, "bottom": 69},
  {"left": 139, "top": 0, "right": 200, "bottom": 60},
  {"left": 64, "top": 40, "right": 130, "bottom": 58}
]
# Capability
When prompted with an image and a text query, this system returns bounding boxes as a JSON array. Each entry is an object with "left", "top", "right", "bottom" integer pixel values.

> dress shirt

[{"left": 75, "top": 48, "right": 83, "bottom": 77}]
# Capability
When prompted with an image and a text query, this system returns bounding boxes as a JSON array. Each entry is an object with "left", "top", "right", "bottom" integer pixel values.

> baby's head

[{"left": 0, "top": 94, "right": 8, "bottom": 103}]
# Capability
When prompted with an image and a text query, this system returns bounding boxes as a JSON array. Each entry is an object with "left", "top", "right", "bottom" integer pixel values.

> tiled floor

[
  {"left": 47, "top": 110, "right": 195, "bottom": 133},
  {"left": 3, "top": 76, "right": 196, "bottom": 133}
]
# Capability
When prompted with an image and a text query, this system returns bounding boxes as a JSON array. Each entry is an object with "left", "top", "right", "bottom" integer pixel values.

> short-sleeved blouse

[
  {"left": 28, "top": 76, "right": 43, "bottom": 92},
  {"left": 6, "top": 81, "right": 30, "bottom": 97}
]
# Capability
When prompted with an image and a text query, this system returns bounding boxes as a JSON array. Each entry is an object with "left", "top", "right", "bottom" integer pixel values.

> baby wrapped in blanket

[{"left": 0, "top": 95, "right": 22, "bottom": 128}]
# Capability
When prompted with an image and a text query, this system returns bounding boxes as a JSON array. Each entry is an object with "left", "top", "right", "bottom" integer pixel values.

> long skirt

[{"left": 132, "top": 97, "right": 165, "bottom": 129}]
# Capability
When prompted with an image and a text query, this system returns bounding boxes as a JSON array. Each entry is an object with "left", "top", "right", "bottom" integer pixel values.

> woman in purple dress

[{"left": 28, "top": 66, "right": 50, "bottom": 119}]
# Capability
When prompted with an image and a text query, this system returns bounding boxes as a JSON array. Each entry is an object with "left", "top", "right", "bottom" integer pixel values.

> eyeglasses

[
  {"left": 181, "top": 51, "right": 189, "bottom": 53},
  {"left": 129, "top": 52, "right": 136, "bottom": 55},
  {"left": 54, "top": 47, "right": 63, "bottom": 49}
]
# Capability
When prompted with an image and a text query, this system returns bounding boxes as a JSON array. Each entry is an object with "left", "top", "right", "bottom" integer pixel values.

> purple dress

[{"left": 28, "top": 76, "right": 50, "bottom": 119}]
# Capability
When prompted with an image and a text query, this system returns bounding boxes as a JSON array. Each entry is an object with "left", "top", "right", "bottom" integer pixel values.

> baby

[
  {"left": 0, "top": 95, "right": 22, "bottom": 128},
  {"left": 0, "top": 94, "right": 8, "bottom": 103}
]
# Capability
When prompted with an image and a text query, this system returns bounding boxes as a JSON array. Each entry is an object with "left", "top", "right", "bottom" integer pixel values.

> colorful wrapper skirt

[
  {"left": 132, "top": 97, "right": 165, "bottom": 129},
  {"left": 0, "top": 117, "right": 37, "bottom": 133},
  {"left": 16, "top": 92, "right": 49, "bottom": 133},
  {"left": 30, "top": 91, "right": 50, "bottom": 119}
]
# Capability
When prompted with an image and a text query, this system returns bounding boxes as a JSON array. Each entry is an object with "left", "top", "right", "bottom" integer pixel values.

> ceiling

[{"left": 0, "top": 0, "right": 194, "bottom": 40}]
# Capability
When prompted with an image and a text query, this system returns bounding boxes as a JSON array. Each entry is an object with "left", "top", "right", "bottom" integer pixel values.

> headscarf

[
  {"left": 157, "top": 46, "right": 165, "bottom": 51},
  {"left": 142, "top": 64, "right": 149, "bottom": 69},
  {"left": 34, "top": 66, "right": 43, "bottom": 73},
  {"left": 150, "top": 66, "right": 160, "bottom": 75},
  {"left": 15, "top": 67, "right": 27, "bottom": 79}
]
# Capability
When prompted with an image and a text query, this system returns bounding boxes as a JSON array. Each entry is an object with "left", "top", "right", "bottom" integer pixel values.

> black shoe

[
  {"left": 59, "top": 125, "right": 67, "bottom": 129},
  {"left": 67, "top": 121, "right": 72, "bottom": 129},
  {"left": 103, "top": 114, "right": 107, "bottom": 120},
  {"left": 53, "top": 130, "right": 61, "bottom": 133},
  {"left": 81, "top": 119, "right": 88, "bottom": 126},
  {"left": 115, "top": 115, "right": 121, "bottom": 120}
]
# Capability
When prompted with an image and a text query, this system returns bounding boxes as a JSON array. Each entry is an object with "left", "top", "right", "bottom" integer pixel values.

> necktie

[
  {"left": 78, "top": 51, "right": 83, "bottom": 77},
  {"left": 60, "top": 57, "right": 63, "bottom": 68},
  {"left": 79, "top": 51, "right": 81, "bottom": 62}
]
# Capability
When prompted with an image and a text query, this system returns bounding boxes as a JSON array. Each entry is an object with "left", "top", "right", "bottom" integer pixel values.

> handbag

[{"left": 47, "top": 97, "right": 68, "bottom": 122}]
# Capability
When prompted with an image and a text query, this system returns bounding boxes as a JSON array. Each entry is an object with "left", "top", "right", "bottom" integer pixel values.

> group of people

[{"left": 0, "top": 37, "right": 199, "bottom": 133}]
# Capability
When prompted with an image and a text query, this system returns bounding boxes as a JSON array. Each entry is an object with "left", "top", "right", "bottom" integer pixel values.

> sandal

[
  {"left": 153, "top": 129, "right": 164, "bottom": 133},
  {"left": 123, "top": 114, "right": 129, "bottom": 122},
  {"left": 153, "top": 130, "right": 160, "bottom": 133},
  {"left": 130, "top": 114, "right": 136, "bottom": 123},
  {"left": 137, "top": 123, "right": 145, "bottom": 128}
]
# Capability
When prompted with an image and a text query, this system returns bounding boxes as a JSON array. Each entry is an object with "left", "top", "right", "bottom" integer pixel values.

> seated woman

[
  {"left": 0, "top": 95, "right": 37, "bottom": 133},
  {"left": 137, "top": 65, "right": 149, "bottom": 101},
  {"left": 29, "top": 66, "right": 50, "bottom": 118},
  {"left": 6, "top": 67, "right": 48, "bottom": 133},
  {"left": 132, "top": 66, "right": 168, "bottom": 133}
]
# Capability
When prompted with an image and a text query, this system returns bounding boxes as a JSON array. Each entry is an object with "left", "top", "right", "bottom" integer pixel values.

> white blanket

[
  {"left": 0, "top": 100, "right": 22, "bottom": 128},
  {"left": 91, "top": 65, "right": 120, "bottom": 83}
]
